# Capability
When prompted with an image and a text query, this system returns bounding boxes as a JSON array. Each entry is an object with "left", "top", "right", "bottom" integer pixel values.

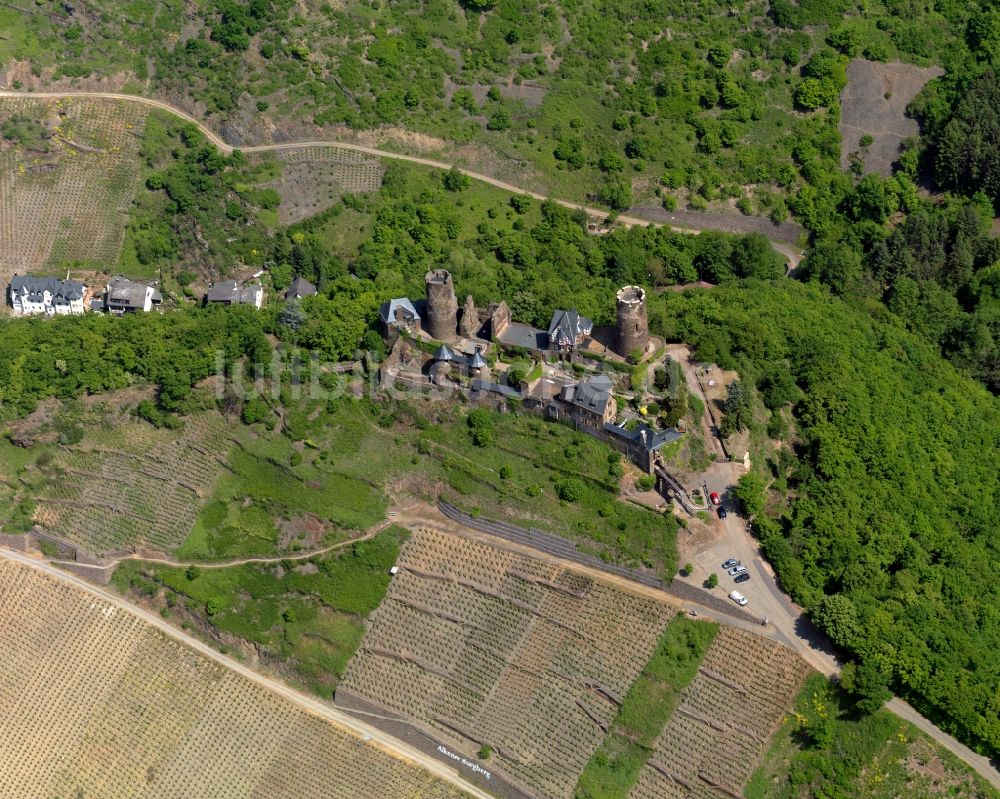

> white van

[{"left": 729, "top": 590, "right": 748, "bottom": 606}]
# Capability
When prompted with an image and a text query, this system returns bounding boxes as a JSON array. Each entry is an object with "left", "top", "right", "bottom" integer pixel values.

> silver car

[{"left": 728, "top": 565, "right": 748, "bottom": 577}]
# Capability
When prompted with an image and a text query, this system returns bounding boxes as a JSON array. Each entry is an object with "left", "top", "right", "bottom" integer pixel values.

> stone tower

[
  {"left": 425, "top": 269, "right": 459, "bottom": 340},
  {"left": 459, "top": 295, "right": 479, "bottom": 339},
  {"left": 615, "top": 285, "right": 648, "bottom": 357}
]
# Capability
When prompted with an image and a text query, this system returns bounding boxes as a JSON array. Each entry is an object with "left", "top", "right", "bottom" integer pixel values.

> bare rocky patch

[{"left": 839, "top": 59, "right": 944, "bottom": 176}]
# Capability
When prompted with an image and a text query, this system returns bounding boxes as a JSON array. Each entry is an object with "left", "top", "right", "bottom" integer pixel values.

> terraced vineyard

[
  {"left": 630, "top": 627, "right": 810, "bottom": 799},
  {"left": 28, "top": 413, "right": 232, "bottom": 554},
  {"left": 0, "top": 97, "right": 147, "bottom": 281},
  {"left": 266, "top": 147, "right": 385, "bottom": 224},
  {"left": 340, "top": 527, "right": 674, "bottom": 799},
  {"left": 0, "top": 558, "right": 469, "bottom": 799}
]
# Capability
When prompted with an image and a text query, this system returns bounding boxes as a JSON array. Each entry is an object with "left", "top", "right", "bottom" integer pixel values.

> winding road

[{"left": 0, "top": 89, "right": 804, "bottom": 268}]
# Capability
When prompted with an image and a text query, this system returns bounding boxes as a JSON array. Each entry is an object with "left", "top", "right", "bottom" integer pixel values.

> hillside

[{"left": 0, "top": 556, "right": 471, "bottom": 799}]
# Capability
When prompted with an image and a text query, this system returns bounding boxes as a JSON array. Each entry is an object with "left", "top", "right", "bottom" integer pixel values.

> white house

[
  {"left": 104, "top": 277, "right": 162, "bottom": 314},
  {"left": 205, "top": 280, "right": 265, "bottom": 309},
  {"left": 8, "top": 275, "right": 86, "bottom": 317}
]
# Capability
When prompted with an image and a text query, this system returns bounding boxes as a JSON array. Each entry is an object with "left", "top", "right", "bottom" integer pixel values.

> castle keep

[
  {"left": 425, "top": 269, "right": 459, "bottom": 341},
  {"left": 615, "top": 285, "right": 648, "bottom": 357}
]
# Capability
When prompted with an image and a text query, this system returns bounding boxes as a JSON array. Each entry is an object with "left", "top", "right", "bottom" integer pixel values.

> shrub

[
  {"left": 705, "top": 572, "right": 719, "bottom": 588},
  {"left": 555, "top": 478, "right": 584, "bottom": 502},
  {"left": 636, "top": 474, "right": 656, "bottom": 491},
  {"left": 499, "top": 464, "right": 512, "bottom": 479}
]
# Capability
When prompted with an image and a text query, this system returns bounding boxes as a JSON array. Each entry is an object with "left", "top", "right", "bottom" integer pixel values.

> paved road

[
  {"left": 0, "top": 89, "right": 804, "bottom": 266},
  {"left": 0, "top": 547, "right": 492, "bottom": 799}
]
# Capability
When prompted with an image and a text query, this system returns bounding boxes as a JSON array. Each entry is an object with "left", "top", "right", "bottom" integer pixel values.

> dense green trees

[
  {"left": 664, "top": 280, "right": 1000, "bottom": 757},
  {"left": 0, "top": 307, "right": 270, "bottom": 421}
]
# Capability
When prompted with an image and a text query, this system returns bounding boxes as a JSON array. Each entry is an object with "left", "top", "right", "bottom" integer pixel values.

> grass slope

[
  {"left": 746, "top": 673, "right": 1000, "bottom": 799},
  {"left": 575, "top": 614, "right": 719, "bottom": 799},
  {"left": 112, "top": 526, "right": 406, "bottom": 698}
]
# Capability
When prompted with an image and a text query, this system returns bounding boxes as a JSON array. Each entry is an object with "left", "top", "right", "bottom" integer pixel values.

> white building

[
  {"left": 104, "top": 277, "right": 162, "bottom": 314},
  {"left": 205, "top": 280, "right": 265, "bottom": 309},
  {"left": 8, "top": 275, "right": 86, "bottom": 317}
]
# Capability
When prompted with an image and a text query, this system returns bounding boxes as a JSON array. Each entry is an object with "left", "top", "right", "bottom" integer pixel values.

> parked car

[
  {"left": 718, "top": 507, "right": 728, "bottom": 519},
  {"left": 729, "top": 590, "right": 748, "bottom": 606},
  {"left": 710, "top": 491, "right": 721, "bottom": 505},
  {"left": 721, "top": 558, "right": 740, "bottom": 570},
  {"left": 728, "top": 565, "right": 748, "bottom": 576},
  {"left": 734, "top": 573, "right": 750, "bottom": 584}
]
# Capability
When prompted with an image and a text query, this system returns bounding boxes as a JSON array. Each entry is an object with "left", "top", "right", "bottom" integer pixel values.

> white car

[{"left": 729, "top": 590, "right": 748, "bottom": 606}]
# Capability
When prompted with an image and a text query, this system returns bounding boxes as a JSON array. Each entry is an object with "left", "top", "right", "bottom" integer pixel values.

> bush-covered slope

[{"left": 663, "top": 280, "right": 1000, "bottom": 756}]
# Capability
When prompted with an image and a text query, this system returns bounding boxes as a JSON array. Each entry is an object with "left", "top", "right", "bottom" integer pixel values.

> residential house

[
  {"left": 8, "top": 275, "right": 86, "bottom": 317},
  {"left": 104, "top": 277, "right": 162, "bottom": 314},
  {"left": 548, "top": 309, "right": 593, "bottom": 353},
  {"left": 379, "top": 297, "right": 422, "bottom": 340},
  {"left": 205, "top": 280, "right": 265, "bottom": 309},
  {"left": 286, "top": 276, "right": 317, "bottom": 301},
  {"left": 559, "top": 373, "right": 616, "bottom": 431},
  {"left": 604, "top": 421, "right": 684, "bottom": 473}
]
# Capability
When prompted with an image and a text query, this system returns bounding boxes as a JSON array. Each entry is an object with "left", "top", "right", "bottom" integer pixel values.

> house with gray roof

[
  {"left": 205, "top": 280, "right": 264, "bottom": 309},
  {"left": 548, "top": 309, "right": 593, "bottom": 353},
  {"left": 286, "top": 276, "right": 317, "bottom": 300},
  {"left": 8, "top": 275, "right": 86, "bottom": 317},
  {"left": 559, "top": 373, "right": 616, "bottom": 430},
  {"left": 604, "top": 421, "right": 684, "bottom": 473},
  {"left": 104, "top": 277, "right": 162, "bottom": 314},
  {"left": 379, "top": 297, "right": 422, "bottom": 339}
]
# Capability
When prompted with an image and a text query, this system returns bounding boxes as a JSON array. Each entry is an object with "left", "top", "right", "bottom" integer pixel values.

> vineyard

[
  {"left": 26, "top": 412, "right": 232, "bottom": 555},
  {"left": 265, "top": 147, "right": 385, "bottom": 224},
  {"left": 0, "top": 97, "right": 147, "bottom": 282},
  {"left": 630, "top": 627, "right": 810, "bottom": 799},
  {"left": 0, "top": 558, "right": 469, "bottom": 799},
  {"left": 340, "top": 526, "right": 674, "bottom": 799}
]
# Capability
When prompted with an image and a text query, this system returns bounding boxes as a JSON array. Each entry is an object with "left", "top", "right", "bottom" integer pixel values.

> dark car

[
  {"left": 734, "top": 572, "right": 750, "bottom": 584},
  {"left": 721, "top": 558, "right": 740, "bottom": 570},
  {"left": 718, "top": 507, "right": 728, "bottom": 519}
]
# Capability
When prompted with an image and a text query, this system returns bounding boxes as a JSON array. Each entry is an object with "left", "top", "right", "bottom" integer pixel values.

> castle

[
  {"left": 379, "top": 269, "right": 649, "bottom": 359},
  {"left": 377, "top": 270, "right": 683, "bottom": 475}
]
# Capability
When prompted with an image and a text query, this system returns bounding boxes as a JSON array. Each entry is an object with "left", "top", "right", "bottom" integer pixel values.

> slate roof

[
  {"left": 433, "top": 344, "right": 456, "bottom": 362},
  {"left": 468, "top": 349, "right": 486, "bottom": 369},
  {"left": 286, "top": 276, "right": 317, "bottom": 300},
  {"left": 380, "top": 297, "right": 420, "bottom": 326},
  {"left": 548, "top": 309, "right": 593, "bottom": 348},
  {"left": 563, "top": 373, "right": 614, "bottom": 414},
  {"left": 106, "top": 277, "right": 161, "bottom": 310},
  {"left": 206, "top": 280, "right": 239, "bottom": 303},
  {"left": 206, "top": 280, "right": 262, "bottom": 306},
  {"left": 10, "top": 275, "right": 85, "bottom": 303},
  {"left": 604, "top": 421, "right": 683, "bottom": 453},
  {"left": 471, "top": 378, "right": 522, "bottom": 398}
]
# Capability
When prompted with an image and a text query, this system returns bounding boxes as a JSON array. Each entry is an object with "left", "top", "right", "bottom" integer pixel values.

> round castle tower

[
  {"left": 425, "top": 269, "right": 459, "bottom": 340},
  {"left": 615, "top": 285, "right": 648, "bottom": 357}
]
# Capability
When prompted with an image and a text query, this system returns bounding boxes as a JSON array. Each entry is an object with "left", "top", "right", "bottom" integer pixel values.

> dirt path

[
  {"left": 54, "top": 517, "right": 396, "bottom": 572},
  {"left": 0, "top": 89, "right": 805, "bottom": 267},
  {"left": 0, "top": 546, "right": 495, "bottom": 799}
]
